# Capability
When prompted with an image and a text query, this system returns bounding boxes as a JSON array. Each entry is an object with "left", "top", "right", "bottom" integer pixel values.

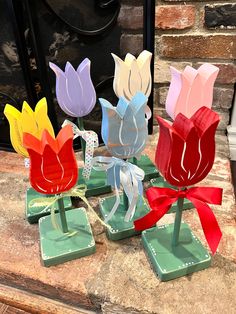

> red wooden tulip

[
  {"left": 23, "top": 125, "right": 78, "bottom": 194},
  {"left": 156, "top": 106, "right": 219, "bottom": 187}
]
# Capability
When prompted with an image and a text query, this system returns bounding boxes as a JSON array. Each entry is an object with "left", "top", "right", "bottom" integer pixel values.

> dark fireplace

[{"left": 0, "top": 0, "right": 155, "bottom": 151}]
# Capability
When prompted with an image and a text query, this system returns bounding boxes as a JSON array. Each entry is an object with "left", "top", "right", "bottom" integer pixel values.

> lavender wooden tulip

[
  {"left": 49, "top": 59, "right": 96, "bottom": 117},
  {"left": 100, "top": 92, "right": 148, "bottom": 159}
]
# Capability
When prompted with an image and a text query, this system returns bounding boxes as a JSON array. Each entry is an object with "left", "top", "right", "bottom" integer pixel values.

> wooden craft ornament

[
  {"left": 49, "top": 59, "right": 96, "bottom": 117},
  {"left": 100, "top": 92, "right": 148, "bottom": 159},
  {"left": 112, "top": 50, "right": 152, "bottom": 101},
  {"left": 166, "top": 64, "right": 219, "bottom": 120},
  {"left": 23, "top": 124, "right": 78, "bottom": 195},
  {"left": 135, "top": 106, "right": 222, "bottom": 254},
  {"left": 4, "top": 98, "right": 55, "bottom": 157}
]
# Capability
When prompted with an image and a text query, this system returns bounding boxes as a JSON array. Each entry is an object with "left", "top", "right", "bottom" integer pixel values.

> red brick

[
  {"left": 154, "top": 59, "right": 192, "bottom": 83},
  {"left": 118, "top": 6, "right": 143, "bottom": 29},
  {"left": 155, "top": 5, "right": 195, "bottom": 30},
  {"left": 213, "top": 87, "right": 234, "bottom": 110},
  {"left": 160, "top": 35, "right": 236, "bottom": 59},
  {"left": 120, "top": 34, "right": 143, "bottom": 56},
  {"left": 213, "top": 64, "right": 236, "bottom": 84}
]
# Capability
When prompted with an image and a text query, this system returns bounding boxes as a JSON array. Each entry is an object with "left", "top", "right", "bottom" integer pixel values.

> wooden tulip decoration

[
  {"left": 23, "top": 125, "right": 78, "bottom": 196},
  {"left": 93, "top": 92, "right": 150, "bottom": 240},
  {"left": 49, "top": 59, "right": 96, "bottom": 160},
  {"left": 111, "top": 50, "right": 159, "bottom": 181},
  {"left": 4, "top": 97, "right": 55, "bottom": 157},
  {"left": 112, "top": 50, "right": 152, "bottom": 101},
  {"left": 100, "top": 92, "right": 148, "bottom": 159},
  {"left": 3, "top": 98, "right": 72, "bottom": 223},
  {"left": 135, "top": 107, "right": 223, "bottom": 281},
  {"left": 166, "top": 64, "right": 219, "bottom": 120},
  {"left": 50, "top": 59, "right": 111, "bottom": 197},
  {"left": 23, "top": 124, "right": 96, "bottom": 267}
]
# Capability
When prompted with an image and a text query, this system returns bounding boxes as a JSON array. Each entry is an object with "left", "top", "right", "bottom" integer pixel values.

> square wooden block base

[
  {"left": 142, "top": 223, "right": 211, "bottom": 281},
  {"left": 39, "top": 208, "right": 96, "bottom": 267}
]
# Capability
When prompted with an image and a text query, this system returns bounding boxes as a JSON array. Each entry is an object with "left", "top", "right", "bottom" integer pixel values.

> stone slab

[{"left": 0, "top": 131, "right": 235, "bottom": 313}]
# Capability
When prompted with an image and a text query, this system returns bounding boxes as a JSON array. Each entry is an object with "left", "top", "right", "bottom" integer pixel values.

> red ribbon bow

[{"left": 134, "top": 186, "right": 223, "bottom": 254}]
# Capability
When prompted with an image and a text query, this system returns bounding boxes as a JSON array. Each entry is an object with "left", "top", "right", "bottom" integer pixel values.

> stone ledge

[{"left": 0, "top": 131, "right": 235, "bottom": 313}]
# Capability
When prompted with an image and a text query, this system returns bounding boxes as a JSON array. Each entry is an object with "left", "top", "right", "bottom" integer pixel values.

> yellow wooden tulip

[{"left": 4, "top": 97, "right": 55, "bottom": 157}]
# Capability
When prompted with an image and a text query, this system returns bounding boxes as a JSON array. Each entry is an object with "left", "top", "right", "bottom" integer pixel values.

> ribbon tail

[
  {"left": 124, "top": 174, "right": 139, "bottom": 222},
  {"left": 80, "top": 196, "right": 111, "bottom": 231},
  {"left": 134, "top": 205, "right": 171, "bottom": 231},
  {"left": 105, "top": 165, "right": 121, "bottom": 223},
  {"left": 105, "top": 187, "right": 120, "bottom": 223},
  {"left": 189, "top": 197, "right": 222, "bottom": 255}
]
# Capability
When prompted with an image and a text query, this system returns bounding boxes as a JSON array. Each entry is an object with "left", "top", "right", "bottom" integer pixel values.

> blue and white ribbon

[
  {"left": 92, "top": 156, "right": 145, "bottom": 222},
  {"left": 62, "top": 120, "right": 98, "bottom": 179}
]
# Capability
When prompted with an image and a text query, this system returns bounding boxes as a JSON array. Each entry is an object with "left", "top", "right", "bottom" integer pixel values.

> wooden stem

[
  {"left": 58, "top": 198, "right": 69, "bottom": 233},
  {"left": 77, "top": 117, "right": 86, "bottom": 161},
  {"left": 172, "top": 197, "right": 183, "bottom": 246}
]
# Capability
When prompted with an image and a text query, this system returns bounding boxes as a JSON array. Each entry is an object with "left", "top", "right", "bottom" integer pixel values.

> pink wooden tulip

[{"left": 166, "top": 63, "right": 219, "bottom": 120}]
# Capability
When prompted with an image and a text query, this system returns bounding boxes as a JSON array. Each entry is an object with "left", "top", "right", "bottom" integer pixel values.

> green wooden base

[
  {"left": 39, "top": 208, "right": 96, "bottom": 267},
  {"left": 78, "top": 168, "right": 112, "bottom": 197},
  {"left": 99, "top": 193, "right": 150, "bottom": 241},
  {"left": 150, "top": 178, "right": 194, "bottom": 213},
  {"left": 26, "top": 188, "right": 72, "bottom": 224},
  {"left": 128, "top": 155, "right": 159, "bottom": 181},
  {"left": 142, "top": 223, "right": 211, "bottom": 281}
]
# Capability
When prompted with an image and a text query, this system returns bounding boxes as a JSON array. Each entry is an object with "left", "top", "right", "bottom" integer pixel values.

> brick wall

[{"left": 119, "top": 0, "right": 236, "bottom": 132}]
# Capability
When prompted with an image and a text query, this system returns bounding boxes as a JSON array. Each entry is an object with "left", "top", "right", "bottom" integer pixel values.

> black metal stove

[{"left": 0, "top": 0, "right": 155, "bottom": 150}]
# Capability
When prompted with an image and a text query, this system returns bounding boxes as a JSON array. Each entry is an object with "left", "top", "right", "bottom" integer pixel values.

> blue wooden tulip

[{"left": 99, "top": 92, "right": 148, "bottom": 159}]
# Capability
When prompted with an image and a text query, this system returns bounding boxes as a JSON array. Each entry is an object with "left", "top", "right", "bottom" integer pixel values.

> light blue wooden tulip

[{"left": 99, "top": 92, "right": 148, "bottom": 159}]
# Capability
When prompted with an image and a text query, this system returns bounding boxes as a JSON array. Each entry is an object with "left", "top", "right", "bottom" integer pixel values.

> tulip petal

[
  {"left": 155, "top": 116, "right": 172, "bottom": 180},
  {"left": 65, "top": 62, "right": 83, "bottom": 116},
  {"left": 49, "top": 62, "right": 64, "bottom": 77},
  {"left": 58, "top": 137, "right": 78, "bottom": 191},
  {"left": 137, "top": 50, "right": 152, "bottom": 96},
  {"left": 127, "top": 56, "right": 142, "bottom": 97},
  {"left": 189, "top": 107, "right": 219, "bottom": 184},
  {"left": 34, "top": 98, "right": 55, "bottom": 139},
  {"left": 50, "top": 61, "right": 77, "bottom": 115},
  {"left": 165, "top": 67, "right": 182, "bottom": 120},
  {"left": 129, "top": 92, "right": 148, "bottom": 114},
  {"left": 175, "top": 66, "right": 198, "bottom": 118},
  {"left": 100, "top": 95, "right": 148, "bottom": 159},
  {"left": 77, "top": 58, "right": 96, "bottom": 117},
  {"left": 4, "top": 104, "right": 28, "bottom": 157},
  {"left": 116, "top": 97, "right": 128, "bottom": 118},
  {"left": 24, "top": 125, "right": 77, "bottom": 194},
  {"left": 21, "top": 101, "right": 38, "bottom": 139},
  {"left": 198, "top": 64, "right": 219, "bottom": 109},
  {"left": 56, "top": 68, "right": 77, "bottom": 116},
  {"left": 112, "top": 53, "right": 131, "bottom": 100},
  {"left": 99, "top": 98, "right": 115, "bottom": 145}
]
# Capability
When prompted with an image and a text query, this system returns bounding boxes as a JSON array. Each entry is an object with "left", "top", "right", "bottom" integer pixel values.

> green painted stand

[
  {"left": 99, "top": 193, "right": 150, "bottom": 241},
  {"left": 77, "top": 168, "right": 111, "bottom": 197},
  {"left": 150, "top": 178, "right": 194, "bottom": 213},
  {"left": 26, "top": 188, "right": 72, "bottom": 224},
  {"left": 142, "top": 223, "right": 211, "bottom": 281},
  {"left": 128, "top": 155, "right": 159, "bottom": 181},
  {"left": 39, "top": 207, "right": 96, "bottom": 267}
]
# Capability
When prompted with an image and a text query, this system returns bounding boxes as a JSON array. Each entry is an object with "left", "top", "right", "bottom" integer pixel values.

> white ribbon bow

[
  {"left": 92, "top": 156, "right": 145, "bottom": 222},
  {"left": 62, "top": 120, "right": 98, "bottom": 179}
]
